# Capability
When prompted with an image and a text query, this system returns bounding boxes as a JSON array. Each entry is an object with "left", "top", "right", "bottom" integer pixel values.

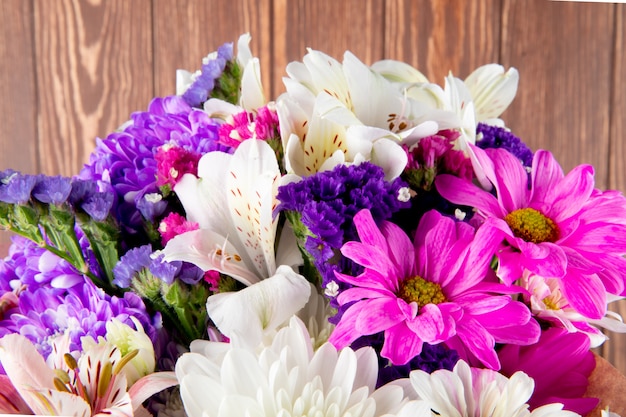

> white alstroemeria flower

[
  {"left": 237, "top": 33, "right": 266, "bottom": 111},
  {"left": 85, "top": 317, "right": 156, "bottom": 386},
  {"left": 175, "top": 316, "right": 408, "bottom": 417},
  {"left": 464, "top": 64, "right": 519, "bottom": 124},
  {"left": 206, "top": 265, "right": 311, "bottom": 349},
  {"left": 397, "top": 360, "right": 581, "bottom": 417},
  {"left": 161, "top": 139, "right": 301, "bottom": 286},
  {"left": 0, "top": 333, "right": 177, "bottom": 417},
  {"left": 522, "top": 272, "right": 626, "bottom": 347},
  {"left": 278, "top": 49, "right": 441, "bottom": 180}
]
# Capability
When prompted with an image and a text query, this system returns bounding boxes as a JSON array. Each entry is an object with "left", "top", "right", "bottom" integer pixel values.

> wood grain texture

[
  {"left": 0, "top": 0, "right": 38, "bottom": 254},
  {"left": 500, "top": 0, "right": 613, "bottom": 183},
  {"left": 604, "top": 4, "right": 626, "bottom": 376},
  {"left": 272, "top": 0, "right": 385, "bottom": 96},
  {"left": 384, "top": 0, "right": 502, "bottom": 82},
  {"left": 153, "top": 0, "right": 272, "bottom": 98},
  {"left": 34, "top": 0, "right": 153, "bottom": 176}
]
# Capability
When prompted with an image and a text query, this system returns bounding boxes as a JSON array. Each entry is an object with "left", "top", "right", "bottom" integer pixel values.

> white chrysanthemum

[
  {"left": 395, "top": 360, "right": 581, "bottom": 417},
  {"left": 176, "top": 316, "right": 406, "bottom": 417}
]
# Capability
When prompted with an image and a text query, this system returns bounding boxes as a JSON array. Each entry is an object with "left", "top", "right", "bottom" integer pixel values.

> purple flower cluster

[
  {"left": 181, "top": 42, "right": 233, "bottom": 108},
  {"left": 113, "top": 244, "right": 204, "bottom": 287},
  {"left": 276, "top": 162, "right": 410, "bottom": 297},
  {"left": 476, "top": 123, "right": 534, "bottom": 167},
  {"left": 0, "top": 236, "right": 158, "bottom": 363},
  {"left": 79, "top": 96, "right": 231, "bottom": 246}
]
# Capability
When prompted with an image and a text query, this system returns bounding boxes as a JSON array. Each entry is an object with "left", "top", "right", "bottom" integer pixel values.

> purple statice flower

[
  {"left": 0, "top": 172, "right": 38, "bottom": 204},
  {"left": 351, "top": 332, "right": 460, "bottom": 388},
  {"left": 181, "top": 42, "right": 233, "bottom": 107},
  {"left": 476, "top": 122, "right": 533, "bottom": 168},
  {"left": 31, "top": 175, "right": 73, "bottom": 205},
  {"left": 113, "top": 244, "right": 203, "bottom": 288},
  {"left": 276, "top": 162, "right": 410, "bottom": 294},
  {"left": 79, "top": 96, "right": 231, "bottom": 246},
  {"left": 136, "top": 192, "right": 169, "bottom": 223}
]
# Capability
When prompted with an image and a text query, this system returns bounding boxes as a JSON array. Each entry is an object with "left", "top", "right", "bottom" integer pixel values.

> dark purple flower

[
  {"left": 276, "top": 162, "right": 410, "bottom": 305},
  {"left": 31, "top": 175, "right": 73, "bottom": 205},
  {"left": 476, "top": 123, "right": 533, "bottom": 168}
]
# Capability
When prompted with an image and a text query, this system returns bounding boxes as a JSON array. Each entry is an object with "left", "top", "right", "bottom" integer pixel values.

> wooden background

[{"left": 1, "top": 0, "right": 626, "bottom": 380}]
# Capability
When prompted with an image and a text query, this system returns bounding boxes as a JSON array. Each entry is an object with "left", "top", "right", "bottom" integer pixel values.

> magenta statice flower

[
  {"left": 436, "top": 146, "right": 626, "bottom": 319},
  {"left": 328, "top": 209, "right": 540, "bottom": 370},
  {"left": 158, "top": 212, "right": 199, "bottom": 245},
  {"left": 498, "top": 327, "right": 598, "bottom": 414},
  {"left": 218, "top": 104, "right": 280, "bottom": 148},
  {"left": 155, "top": 144, "right": 202, "bottom": 188}
]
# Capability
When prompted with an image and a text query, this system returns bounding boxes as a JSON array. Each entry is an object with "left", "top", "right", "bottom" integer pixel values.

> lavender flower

[
  {"left": 180, "top": 42, "right": 234, "bottom": 108},
  {"left": 0, "top": 172, "right": 38, "bottom": 204},
  {"left": 476, "top": 122, "right": 534, "bottom": 167},
  {"left": 31, "top": 175, "right": 72, "bottom": 205},
  {"left": 79, "top": 96, "right": 231, "bottom": 247},
  {"left": 0, "top": 236, "right": 159, "bottom": 362}
]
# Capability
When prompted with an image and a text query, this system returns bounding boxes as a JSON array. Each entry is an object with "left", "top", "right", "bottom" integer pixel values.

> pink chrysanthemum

[
  {"left": 435, "top": 146, "right": 626, "bottom": 320},
  {"left": 328, "top": 209, "right": 539, "bottom": 370}
]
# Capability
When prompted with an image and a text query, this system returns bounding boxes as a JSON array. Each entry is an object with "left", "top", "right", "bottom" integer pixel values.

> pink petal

[
  {"left": 496, "top": 247, "right": 525, "bottom": 286},
  {"left": 334, "top": 269, "right": 394, "bottom": 292},
  {"left": 354, "top": 297, "right": 405, "bottom": 335},
  {"left": 129, "top": 371, "right": 178, "bottom": 412},
  {"left": 340, "top": 241, "right": 397, "bottom": 279},
  {"left": 487, "top": 148, "right": 530, "bottom": 213},
  {"left": 560, "top": 223, "right": 626, "bottom": 253},
  {"left": 336, "top": 286, "right": 392, "bottom": 304},
  {"left": 381, "top": 323, "right": 424, "bottom": 365},
  {"left": 518, "top": 241, "right": 567, "bottom": 279},
  {"left": 0, "top": 334, "right": 57, "bottom": 412},
  {"left": 328, "top": 301, "right": 372, "bottom": 348},
  {"left": 435, "top": 174, "right": 505, "bottom": 218},
  {"left": 405, "top": 304, "right": 455, "bottom": 343},
  {"left": 455, "top": 318, "right": 499, "bottom": 370},
  {"left": 531, "top": 150, "right": 564, "bottom": 202},
  {"left": 543, "top": 164, "right": 594, "bottom": 223},
  {"left": 380, "top": 220, "right": 416, "bottom": 280},
  {"left": 353, "top": 209, "right": 389, "bottom": 252},
  {"left": 559, "top": 270, "right": 607, "bottom": 319},
  {"left": 0, "top": 375, "right": 32, "bottom": 414}
]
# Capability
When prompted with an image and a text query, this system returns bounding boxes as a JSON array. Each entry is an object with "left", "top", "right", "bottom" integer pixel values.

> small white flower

[
  {"left": 397, "top": 187, "right": 411, "bottom": 202},
  {"left": 324, "top": 280, "right": 340, "bottom": 298},
  {"left": 454, "top": 208, "right": 467, "bottom": 221}
]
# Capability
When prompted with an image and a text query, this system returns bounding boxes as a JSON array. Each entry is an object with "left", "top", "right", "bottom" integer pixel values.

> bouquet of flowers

[{"left": 0, "top": 33, "right": 625, "bottom": 417}]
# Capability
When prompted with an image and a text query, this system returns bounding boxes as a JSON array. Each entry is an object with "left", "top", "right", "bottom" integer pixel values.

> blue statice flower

[
  {"left": 0, "top": 172, "right": 38, "bottom": 204},
  {"left": 180, "top": 42, "right": 234, "bottom": 107},
  {"left": 113, "top": 244, "right": 204, "bottom": 288},
  {"left": 476, "top": 122, "right": 534, "bottom": 168},
  {"left": 79, "top": 96, "right": 231, "bottom": 248},
  {"left": 31, "top": 175, "right": 72, "bottom": 205},
  {"left": 0, "top": 236, "right": 159, "bottom": 362},
  {"left": 276, "top": 162, "right": 410, "bottom": 306}
]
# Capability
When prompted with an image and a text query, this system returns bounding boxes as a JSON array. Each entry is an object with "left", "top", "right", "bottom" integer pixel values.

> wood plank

[
  {"left": 500, "top": 0, "right": 612, "bottom": 184},
  {"left": 34, "top": 0, "right": 153, "bottom": 176},
  {"left": 604, "top": 3, "right": 626, "bottom": 377},
  {"left": 152, "top": 0, "right": 272, "bottom": 99},
  {"left": 0, "top": 0, "right": 38, "bottom": 253},
  {"left": 272, "top": 0, "right": 385, "bottom": 97},
  {"left": 384, "top": 0, "right": 502, "bottom": 83}
]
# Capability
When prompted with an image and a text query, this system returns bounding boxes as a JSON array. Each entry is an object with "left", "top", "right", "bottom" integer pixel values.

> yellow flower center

[
  {"left": 504, "top": 208, "right": 559, "bottom": 244},
  {"left": 398, "top": 276, "right": 446, "bottom": 308}
]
